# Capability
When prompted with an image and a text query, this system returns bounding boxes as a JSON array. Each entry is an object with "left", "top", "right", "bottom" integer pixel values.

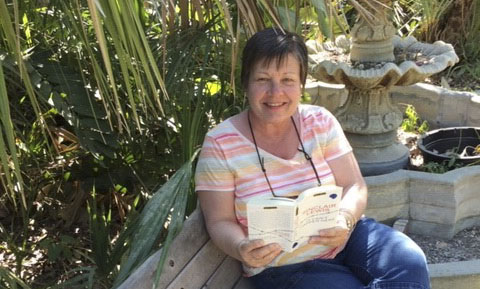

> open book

[{"left": 246, "top": 185, "right": 342, "bottom": 252}]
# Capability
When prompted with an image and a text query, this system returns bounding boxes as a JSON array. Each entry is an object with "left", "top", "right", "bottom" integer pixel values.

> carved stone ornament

[{"left": 308, "top": 1, "right": 459, "bottom": 175}]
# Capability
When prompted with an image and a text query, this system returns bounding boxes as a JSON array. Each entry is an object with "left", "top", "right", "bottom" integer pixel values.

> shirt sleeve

[
  {"left": 194, "top": 135, "right": 235, "bottom": 192},
  {"left": 321, "top": 109, "right": 353, "bottom": 161}
]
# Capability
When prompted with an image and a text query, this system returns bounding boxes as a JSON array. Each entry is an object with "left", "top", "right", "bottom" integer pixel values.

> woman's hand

[
  {"left": 236, "top": 239, "right": 283, "bottom": 268},
  {"left": 308, "top": 227, "right": 350, "bottom": 247},
  {"left": 308, "top": 215, "right": 351, "bottom": 247}
]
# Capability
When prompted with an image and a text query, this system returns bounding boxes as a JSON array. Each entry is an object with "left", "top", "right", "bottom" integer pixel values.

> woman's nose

[{"left": 268, "top": 81, "right": 282, "bottom": 95}]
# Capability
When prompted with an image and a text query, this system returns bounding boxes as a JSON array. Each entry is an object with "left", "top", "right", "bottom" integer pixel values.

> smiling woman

[{"left": 194, "top": 27, "right": 431, "bottom": 289}]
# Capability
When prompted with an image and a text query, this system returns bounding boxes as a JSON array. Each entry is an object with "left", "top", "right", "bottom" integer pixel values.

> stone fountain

[{"left": 308, "top": 0, "right": 459, "bottom": 176}]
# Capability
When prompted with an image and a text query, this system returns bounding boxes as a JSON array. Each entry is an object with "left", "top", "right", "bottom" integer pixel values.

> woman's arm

[
  {"left": 308, "top": 151, "right": 367, "bottom": 247},
  {"left": 198, "top": 190, "right": 282, "bottom": 268},
  {"left": 329, "top": 151, "right": 368, "bottom": 221}
]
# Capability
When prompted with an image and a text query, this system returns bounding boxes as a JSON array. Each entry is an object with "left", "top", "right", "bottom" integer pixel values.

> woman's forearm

[
  {"left": 327, "top": 152, "right": 368, "bottom": 223},
  {"left": 206, "top": 219, "right": 247, "bottom": 261},
  {"left": 340, "top": 182, "right": 368, "bottom": 222}
]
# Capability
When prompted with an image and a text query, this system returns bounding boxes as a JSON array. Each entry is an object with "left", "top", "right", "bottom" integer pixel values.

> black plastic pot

[{"left": 418, "top": 127, "right": 480, "bottom": 165}]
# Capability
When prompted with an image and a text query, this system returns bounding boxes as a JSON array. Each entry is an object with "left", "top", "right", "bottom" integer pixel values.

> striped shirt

[{"left": 195, "top": 104, "right": 352, "bottom": 276}]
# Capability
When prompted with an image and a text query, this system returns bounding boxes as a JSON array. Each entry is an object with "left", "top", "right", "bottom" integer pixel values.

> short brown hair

[{"left": 240, "top": 28, "right": 308, "bottom": 90}]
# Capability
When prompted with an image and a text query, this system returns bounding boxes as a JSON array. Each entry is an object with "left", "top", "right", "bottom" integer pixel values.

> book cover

[{"left": 246, "top": 185, "right": 342, "bottom": 252}]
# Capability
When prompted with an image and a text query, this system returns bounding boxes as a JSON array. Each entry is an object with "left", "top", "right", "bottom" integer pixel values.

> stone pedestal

[
  {"left": 350, "top": 139, "right": 409, "bottom": 176},
  {"left": 335, "top": 87, "right": 407, "bottom": 176}
]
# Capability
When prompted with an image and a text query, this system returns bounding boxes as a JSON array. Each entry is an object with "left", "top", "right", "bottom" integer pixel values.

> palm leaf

[
  {"left": 47, "top": 267, "right": 96, "bottom": 289},
  {"left": 112, "top": 155, "right": 197, "bottom": 287},
  {"left": 0, "top": 267, "right": 31, "bottom": 289},
  {"left": 87, "top": 0, "right": 130, "bottom": 135},
  {"left": 0, "top": 59, "right": 26, "bottom": 211}
]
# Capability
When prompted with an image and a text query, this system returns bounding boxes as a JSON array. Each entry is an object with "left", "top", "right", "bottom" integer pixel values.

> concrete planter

[{"left": 365, "top": 167, "right": 480, "bottom": 239}]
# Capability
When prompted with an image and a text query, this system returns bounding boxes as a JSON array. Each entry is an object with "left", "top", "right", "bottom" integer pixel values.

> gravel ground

[{"left": 408, "top": 226, "right": 480, "bottom": 264}]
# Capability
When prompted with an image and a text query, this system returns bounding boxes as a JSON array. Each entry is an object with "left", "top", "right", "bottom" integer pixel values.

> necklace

[{"left": 247, "top": 110, "right": 322, "bottom": 198}]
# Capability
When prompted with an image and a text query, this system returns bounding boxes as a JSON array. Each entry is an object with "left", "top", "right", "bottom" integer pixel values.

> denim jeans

[{"left": 249, "top": 218, "right": 430, "bottom": 289}]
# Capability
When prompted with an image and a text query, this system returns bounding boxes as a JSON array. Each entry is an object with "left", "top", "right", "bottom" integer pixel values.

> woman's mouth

[{"left": 264, "top": 102, "right": 286, "bottom": 107}]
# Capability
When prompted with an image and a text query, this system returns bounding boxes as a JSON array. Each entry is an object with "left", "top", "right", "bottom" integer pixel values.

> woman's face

[{"left": 247, "top": 53, "right": 302, "bottom": 126}]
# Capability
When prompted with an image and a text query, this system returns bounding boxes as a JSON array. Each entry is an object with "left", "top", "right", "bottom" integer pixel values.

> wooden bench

[
  {"left": 117, "top": 208, "right": 253, "bottom": 289},
  {"left": 117, "top": 208, "right": 456, "bottom": 289}
]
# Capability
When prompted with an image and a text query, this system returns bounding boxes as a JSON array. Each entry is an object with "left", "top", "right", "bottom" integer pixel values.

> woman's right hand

[{"left": 236, "top": 239, "right": 283, "bottom": 268}]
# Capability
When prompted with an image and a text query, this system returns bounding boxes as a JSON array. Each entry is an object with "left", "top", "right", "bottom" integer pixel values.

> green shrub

[{"left": 401, "top": 104, "right": 429, "bottom": 134}]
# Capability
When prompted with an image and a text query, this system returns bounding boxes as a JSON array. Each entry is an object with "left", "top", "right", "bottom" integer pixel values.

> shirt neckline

[{"left": 227, "top": 110, "right": 304, "bottom": 162}]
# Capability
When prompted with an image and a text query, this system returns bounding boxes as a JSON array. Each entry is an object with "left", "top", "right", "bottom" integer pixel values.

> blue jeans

[{"left": 249, "top": 218, "right": 430, "bottom": 289}]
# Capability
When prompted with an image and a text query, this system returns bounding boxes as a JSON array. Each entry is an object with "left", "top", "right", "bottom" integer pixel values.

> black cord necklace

[{"left": 247, "top": 110, "right": 322, "bottom": 198}]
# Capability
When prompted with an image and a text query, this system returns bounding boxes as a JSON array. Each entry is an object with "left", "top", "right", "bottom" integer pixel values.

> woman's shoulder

[{"left": 204, "top": 114, "right": 243, "bottom": 141}]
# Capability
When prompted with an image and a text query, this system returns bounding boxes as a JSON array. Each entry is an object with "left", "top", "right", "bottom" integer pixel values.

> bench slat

[
  {"left": 116, "top": 208, "right": 252, "bottom": 289},
  {"left": 203, "top": 256, "right": 243, "bottom": 289},
  {"left": 166, "top": 239, "right": 226, "bottom": 289},
  {"left": 156, "top": 209, "right": 211, "bottom": 288},
  {"left": 117, "top": 209, "right": 210, "bottom": 289},
  {"left": 116, "top": 248, "right": 163, "bottom": 289}
]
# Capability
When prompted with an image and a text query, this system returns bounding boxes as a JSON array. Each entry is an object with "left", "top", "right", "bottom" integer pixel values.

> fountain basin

[{"left": 309, "top": 35, "right": 459, "bottom": 90}]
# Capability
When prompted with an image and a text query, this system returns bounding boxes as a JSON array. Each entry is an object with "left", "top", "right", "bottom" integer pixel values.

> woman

[{"left": 195, "top": 28, "right": 430, "bottom": 289}]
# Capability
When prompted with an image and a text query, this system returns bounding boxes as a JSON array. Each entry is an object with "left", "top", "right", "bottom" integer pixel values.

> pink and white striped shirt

[{"left": 195, "top": 104, "right": 352, "bottom": 276}]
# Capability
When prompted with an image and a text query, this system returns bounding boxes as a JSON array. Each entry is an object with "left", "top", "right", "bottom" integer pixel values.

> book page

[
  {"left": 246, "top": 197, "right": 298, "bottom": 252},
  {"left": 295, "top": 185, "right": 342, "bottom": 241}
]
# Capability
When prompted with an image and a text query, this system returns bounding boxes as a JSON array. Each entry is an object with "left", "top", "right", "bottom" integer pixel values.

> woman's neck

[
  {"left": 248, "top": 111, "right": 294, "bottom": 140},
  {"left": 245, "top": 110, "right": 300, "bottom": 159}
]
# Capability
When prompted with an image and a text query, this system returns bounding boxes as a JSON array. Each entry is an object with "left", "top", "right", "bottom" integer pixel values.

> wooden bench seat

[
  {"left": 117, "top": 208, "right": 450, "bottom": 289},
  {"left": 117, "top": 209, "right": 253, "bottom": 289}
]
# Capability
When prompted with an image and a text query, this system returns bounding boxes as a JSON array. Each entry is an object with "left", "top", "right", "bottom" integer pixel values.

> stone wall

[
  {"left": 390, "top": 83, "right": 480, "bottom": 129},
  {"left": 364, "top": 166, "right": 480, "bottom": 239}
]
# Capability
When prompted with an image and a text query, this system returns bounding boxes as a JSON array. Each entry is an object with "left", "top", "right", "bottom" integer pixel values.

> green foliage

[
  {"left": 113, "top": 154, "right": 196, "bottom": 287},
  {"left": 394, "top": 0, "right": 480, "bottom": 89},
  {"left": 0, "top": 57, "right": 26, "bottom": 212},
  {"left": 47, "top": 267, "right": 97, "bottom": 289},
  {"left": 1, "top": 0, "right": 478, "bottom": 288},
  {"left": 457, "top": 1, "right": 480, "bottom": 63},
  {"left": 422, "top": 159, "right": 463, "bottom": 174},
  {"left": 421, "top": 154, "right": 480, "bottom": 174},
  {"left": 2, "top": 0, "right": 245, "bottom": 287},
  {"left": 0, "top": 267, "right": 31, "bottom": 289},
  {"left": 38, "top": 235, "right": 76, "bottom": 262},
  {"left": 401, "top": 104, "right": 429, "bottom": 134}
]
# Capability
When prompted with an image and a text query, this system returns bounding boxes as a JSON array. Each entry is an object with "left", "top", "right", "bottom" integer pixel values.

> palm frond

[
  {"left": 112, "top": 154, "right": 197, "bottom": 287},
  {"left": 0, "top": 266, "right": 31, "bottom": 289},
  {"left": 0, "top": 57, "right": 26, "bottom": 212}
]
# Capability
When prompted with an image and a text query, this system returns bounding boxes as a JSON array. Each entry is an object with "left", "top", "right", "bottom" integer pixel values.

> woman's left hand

[{"left": 308, "top": 216, "right": 351, "bottom": 247}]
